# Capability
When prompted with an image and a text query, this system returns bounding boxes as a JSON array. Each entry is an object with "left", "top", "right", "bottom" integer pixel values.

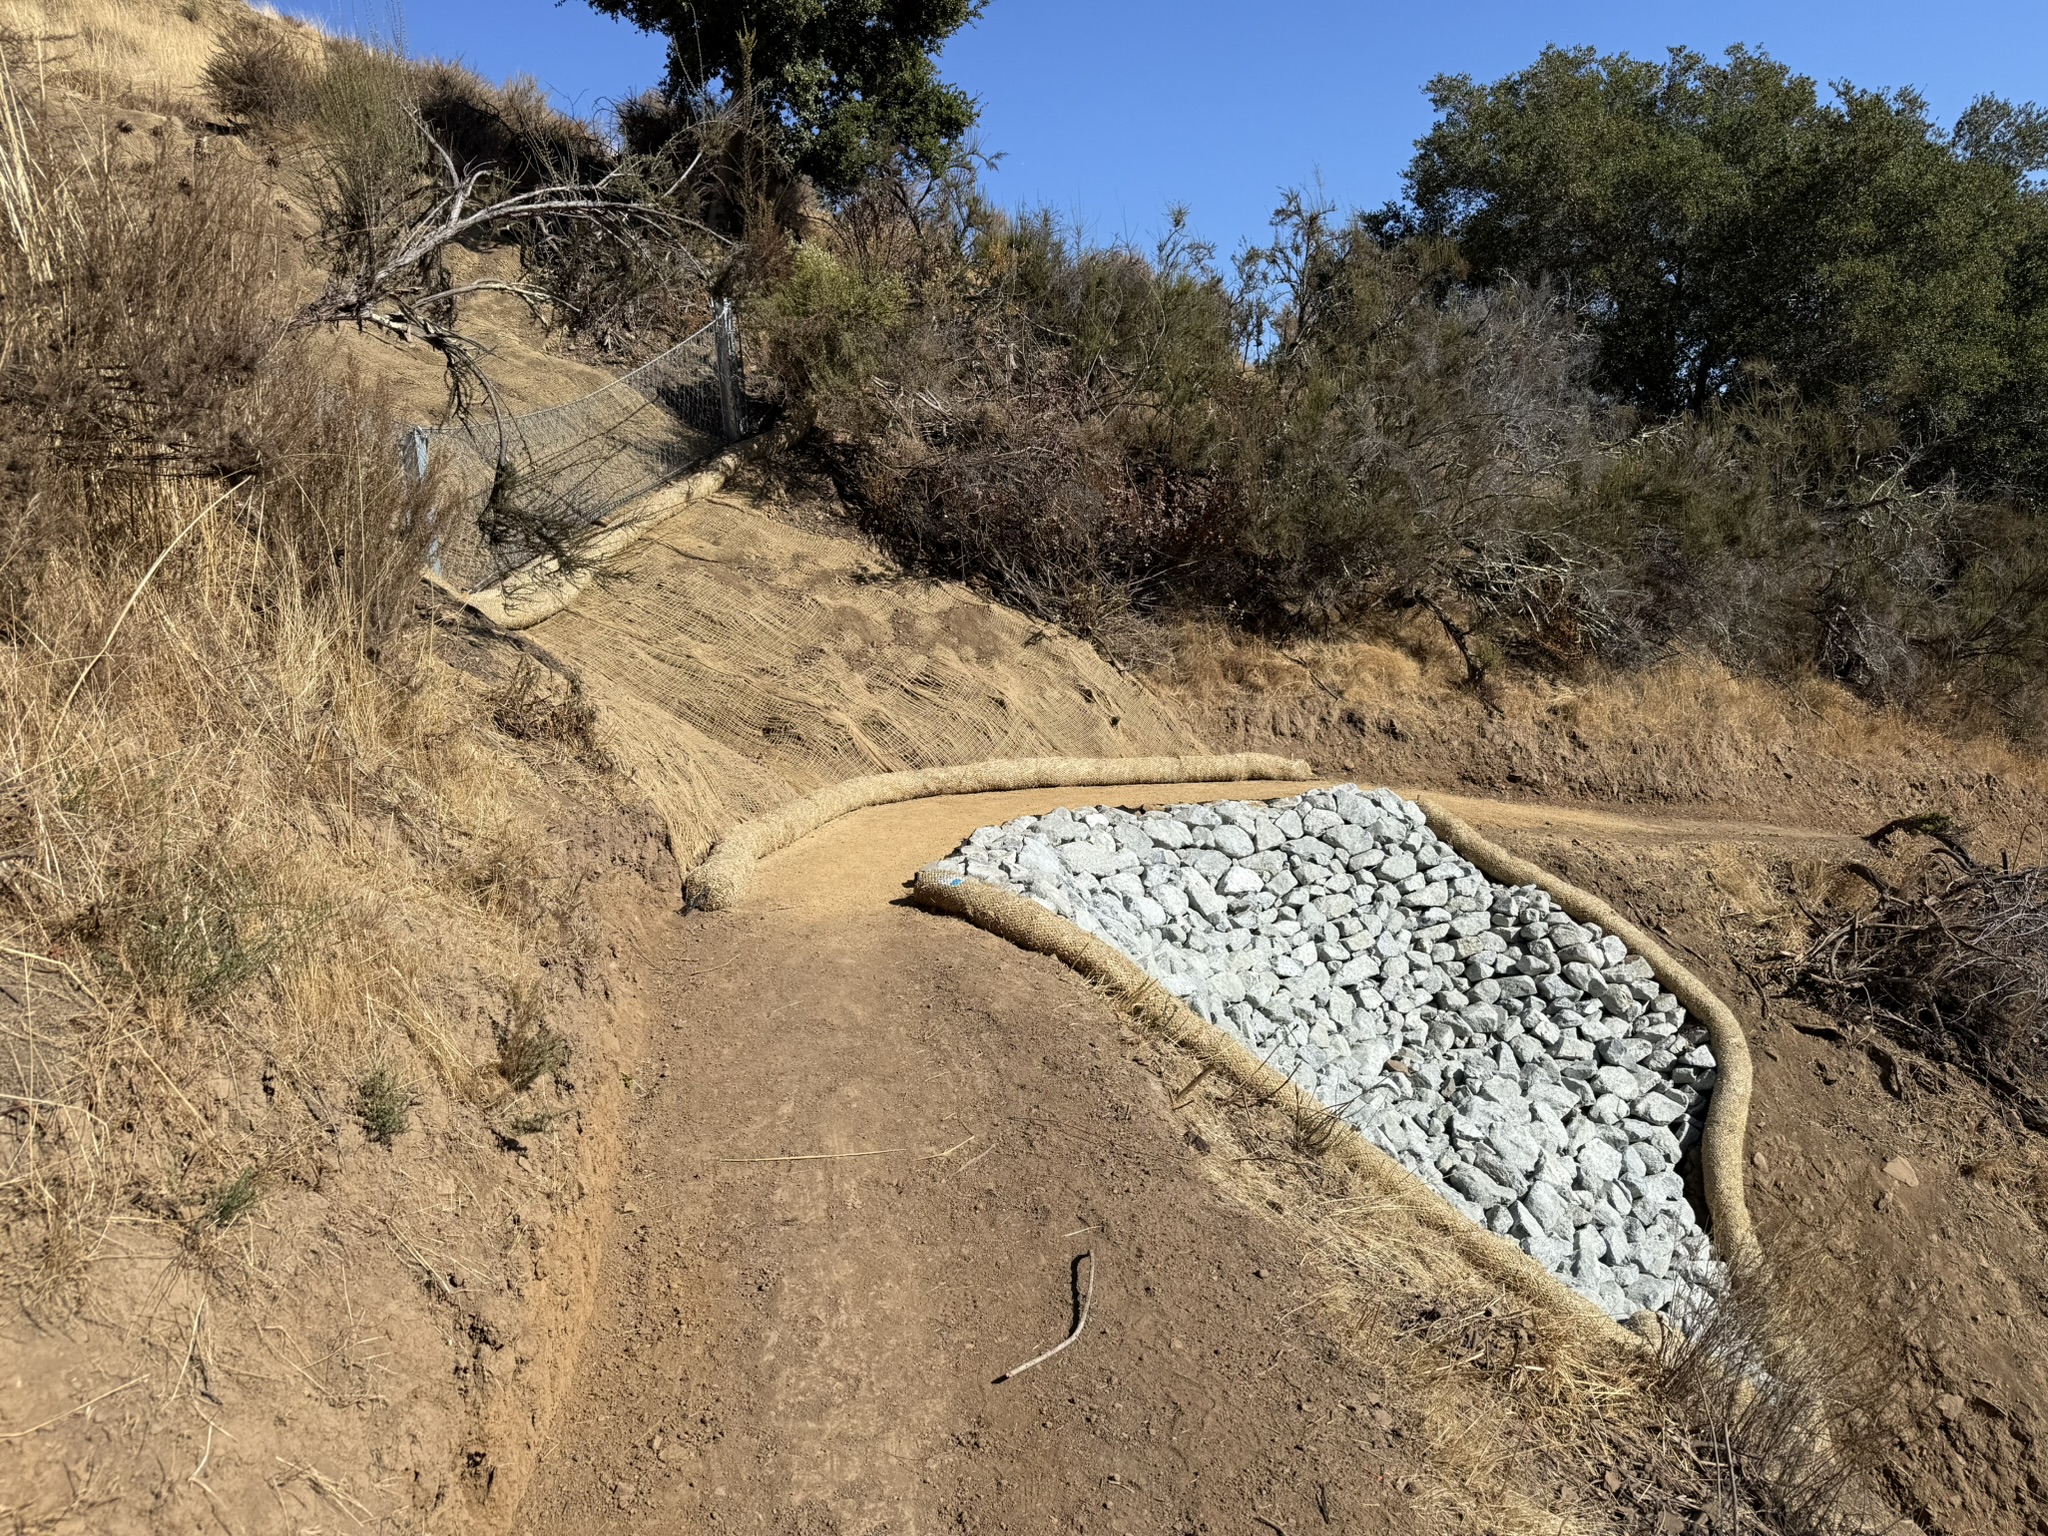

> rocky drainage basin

[{"left": 930, "top": 784, "right": 1722, "bottom": 1320}]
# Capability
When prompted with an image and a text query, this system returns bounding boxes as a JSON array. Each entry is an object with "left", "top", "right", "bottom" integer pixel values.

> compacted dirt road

[{"left": 517, "top": 784, "right": 1424, "bottom": 1535}]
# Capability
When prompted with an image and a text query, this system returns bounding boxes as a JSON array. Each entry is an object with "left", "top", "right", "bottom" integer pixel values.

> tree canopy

[
  {"left": 583, "top": 0, "right": 982, "bottom": 195},
  {"left": 1391, "top": 45, "right": 2048, "bottom": 492}
]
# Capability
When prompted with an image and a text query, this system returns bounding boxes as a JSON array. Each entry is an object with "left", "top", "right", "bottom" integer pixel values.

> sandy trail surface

[{"left": 517, "top": 783, "right": 1851, "bottom": 1534}]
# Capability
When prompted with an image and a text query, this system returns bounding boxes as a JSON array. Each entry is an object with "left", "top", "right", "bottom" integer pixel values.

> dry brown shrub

[
  {"left": 1652, "top": 1239, "right": 1896, "bottom": 1535},
  {"left": 0, "top": 44, "right": 565, "bottom": 1313},
  {"left": 1783, "top": 825, "right": 2048, "bottom": 1132},
  {"left": 488, "top": 658, "right": 613, "bottom": 770},
  {"left": 201, "top": 20, "right": 313, "bottom": 125}
]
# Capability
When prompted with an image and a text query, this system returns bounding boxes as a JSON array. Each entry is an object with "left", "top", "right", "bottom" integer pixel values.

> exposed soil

[
  {"left": 513, "top": 782, "right": 2048, "bottom": 1536},
  {"left": 1497, "top": 823, "right": 2048, "bottom": 1535},
  {"left": 520, "top": 786, "right": 1416, "bottom": 1536}
]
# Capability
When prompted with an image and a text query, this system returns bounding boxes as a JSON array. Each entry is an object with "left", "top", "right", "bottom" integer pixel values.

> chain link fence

[{"left": 412, "top": 300, "right": 762, "bottom": 590}]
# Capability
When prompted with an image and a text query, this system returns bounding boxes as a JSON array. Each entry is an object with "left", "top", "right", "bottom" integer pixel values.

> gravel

[{"left": 930, "top": 784, "right": 1723, "bottom": 1320}]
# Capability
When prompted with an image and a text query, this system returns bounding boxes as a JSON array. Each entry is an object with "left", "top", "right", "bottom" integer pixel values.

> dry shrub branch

[
  {"left": 1781, "top": 823, "right": 2048, "bottom": 1133},
  {"left": 197, "top": 25, "right": 747, "bottom": 373}
]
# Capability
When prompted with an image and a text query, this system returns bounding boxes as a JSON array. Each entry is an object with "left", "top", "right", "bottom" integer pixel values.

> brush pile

[{"left": 1785, "top": 821, "right": 2048, "bottom": 1133}]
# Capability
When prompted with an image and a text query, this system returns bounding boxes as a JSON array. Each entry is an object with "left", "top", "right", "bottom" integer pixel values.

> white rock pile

[{"left": 929, "top": 784, "right": 1723, "bottom": 1320}]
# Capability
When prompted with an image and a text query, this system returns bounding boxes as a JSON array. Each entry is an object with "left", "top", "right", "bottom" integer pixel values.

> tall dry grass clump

[
  {"left": 0, "top": 43, "right": 563, "bottom": 1311},
  {"left": 0, "top": 0, "right": 239, "bottom": 113},
  {"left": 1652, "top": 1240, "right": 1896, "bottom": 1535}
]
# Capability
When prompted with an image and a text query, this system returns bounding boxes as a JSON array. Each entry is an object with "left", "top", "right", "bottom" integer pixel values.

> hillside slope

[
  {"left": 529, "top": 480, "right": 1200, "bottom": 863},
  {"left": 3, "top": 6, "right": 2046, "bottom": 1534}
]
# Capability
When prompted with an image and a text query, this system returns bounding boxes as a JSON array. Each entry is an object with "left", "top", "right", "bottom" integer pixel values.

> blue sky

[{"left": 300, "top": 0, "right": 2046, "bottom": 256}]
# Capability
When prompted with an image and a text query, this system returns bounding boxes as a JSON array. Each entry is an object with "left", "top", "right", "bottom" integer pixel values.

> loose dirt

[{"left": 510, "top": 770, "right": 2048, "bottom": 1535}]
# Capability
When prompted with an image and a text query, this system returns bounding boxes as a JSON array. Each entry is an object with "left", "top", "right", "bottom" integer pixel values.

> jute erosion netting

[
  {"left": 683, "top": 754, "right": 1312, "bottom": 909},
  {"left": 425, "top": 431, "right": 780, "bottom": 630},
  {"left": 526, "top": 495, "right": 1208, "bottom": 867}
]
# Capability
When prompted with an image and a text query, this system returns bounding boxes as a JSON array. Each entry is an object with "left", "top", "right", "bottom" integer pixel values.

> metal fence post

[
  {"left": 402, "top": 426, "right": 431, "bottom": 483},
  {"left": 712, "top": 298, "right": 743, "bottom": 442}
]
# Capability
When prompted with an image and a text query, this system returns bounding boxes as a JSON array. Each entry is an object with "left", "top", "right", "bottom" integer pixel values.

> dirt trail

[
  {"left": 1412, "top": 791, "right": 1851, "bottom": 848},
  {"left": 517, "top": 783, "right": 1853, "bottom": 1534}
]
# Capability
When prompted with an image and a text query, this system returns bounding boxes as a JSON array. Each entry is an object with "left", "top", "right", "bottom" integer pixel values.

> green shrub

[
  {"left": 749, "top": 164, "right": 2048, "bottom": 733},
  {"left": 761, "top": 243, "right": 908, "bottom": 398},
  {"left": 356, "top": 1069, "right": 413, "bottom": 1145},
  {"left": 103, "top": 857, "right": 293, "bottom": 1009},
  {"left": 202, "top": 1167, "right": 262, "bottom": 1229}
]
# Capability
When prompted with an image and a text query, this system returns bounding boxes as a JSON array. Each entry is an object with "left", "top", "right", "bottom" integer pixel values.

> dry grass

[
  {"left": 0, "top": 34, "right": 587, "bottom": 1321},
  {"left": 1651, "top": 1235, "right": 1897, "bottom": 1535},
  {"left": 1164, "top": 621, "right": 2048, "bottom": 849},
  {"left": 0, "top": 486, "right": 564, "bottom": 1305},
  {"left": 0, "top": 0, "right": 286, "bottom": 113}
]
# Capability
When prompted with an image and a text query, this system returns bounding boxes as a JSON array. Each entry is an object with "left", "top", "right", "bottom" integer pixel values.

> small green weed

[
  {"left": 357, "top": 1068, "right": 413, "bottom": 1145},
  {"left": 495, "top": 985, "right": 571, "bottom": 1092},
  {"left": 203, "top": 1166, "right": 261, "bottom": 1228},
  {"left": 82, "top": 848, "right": 312, "bottom": 1012}
]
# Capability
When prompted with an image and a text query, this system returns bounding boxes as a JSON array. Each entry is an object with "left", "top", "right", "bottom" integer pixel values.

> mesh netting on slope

[
  {"left": 414, "top": 307, "right": 762, "bottom": 590},
  {"left": 526, "top": 494, "right": 1204, "bottom": 862}
]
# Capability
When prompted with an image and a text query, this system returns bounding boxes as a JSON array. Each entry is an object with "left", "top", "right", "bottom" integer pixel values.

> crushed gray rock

[{"left": 931, "top": 784, "right": 1723, "bottom": 1320}]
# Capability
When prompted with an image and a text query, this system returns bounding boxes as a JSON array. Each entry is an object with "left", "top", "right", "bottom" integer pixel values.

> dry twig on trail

[
  {"left": 717, "top": 1135, "right": 976, "bottom": 1166},
  {"left": 0, "top": 1375, "right": 148, "bottom": 1440},
  {"left": 995, "top": 1251, "right": 1096, "bottom": 1384}
]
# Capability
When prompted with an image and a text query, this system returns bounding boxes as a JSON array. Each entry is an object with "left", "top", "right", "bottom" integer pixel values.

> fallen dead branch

[
  {"left": 995, "top": 1250, "right": 1095, "bottom": 1384},
  {"left": 300, "top": 113, "right": 714, "bottom": 426},
  {"left": 1779, "top": 824, "right": 2048, "bottom": 1131}
]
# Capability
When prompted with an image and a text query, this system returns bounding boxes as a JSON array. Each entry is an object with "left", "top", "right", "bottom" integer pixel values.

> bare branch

[{"left": 299, "top": 108, "right": 702, "bottom": 359}]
